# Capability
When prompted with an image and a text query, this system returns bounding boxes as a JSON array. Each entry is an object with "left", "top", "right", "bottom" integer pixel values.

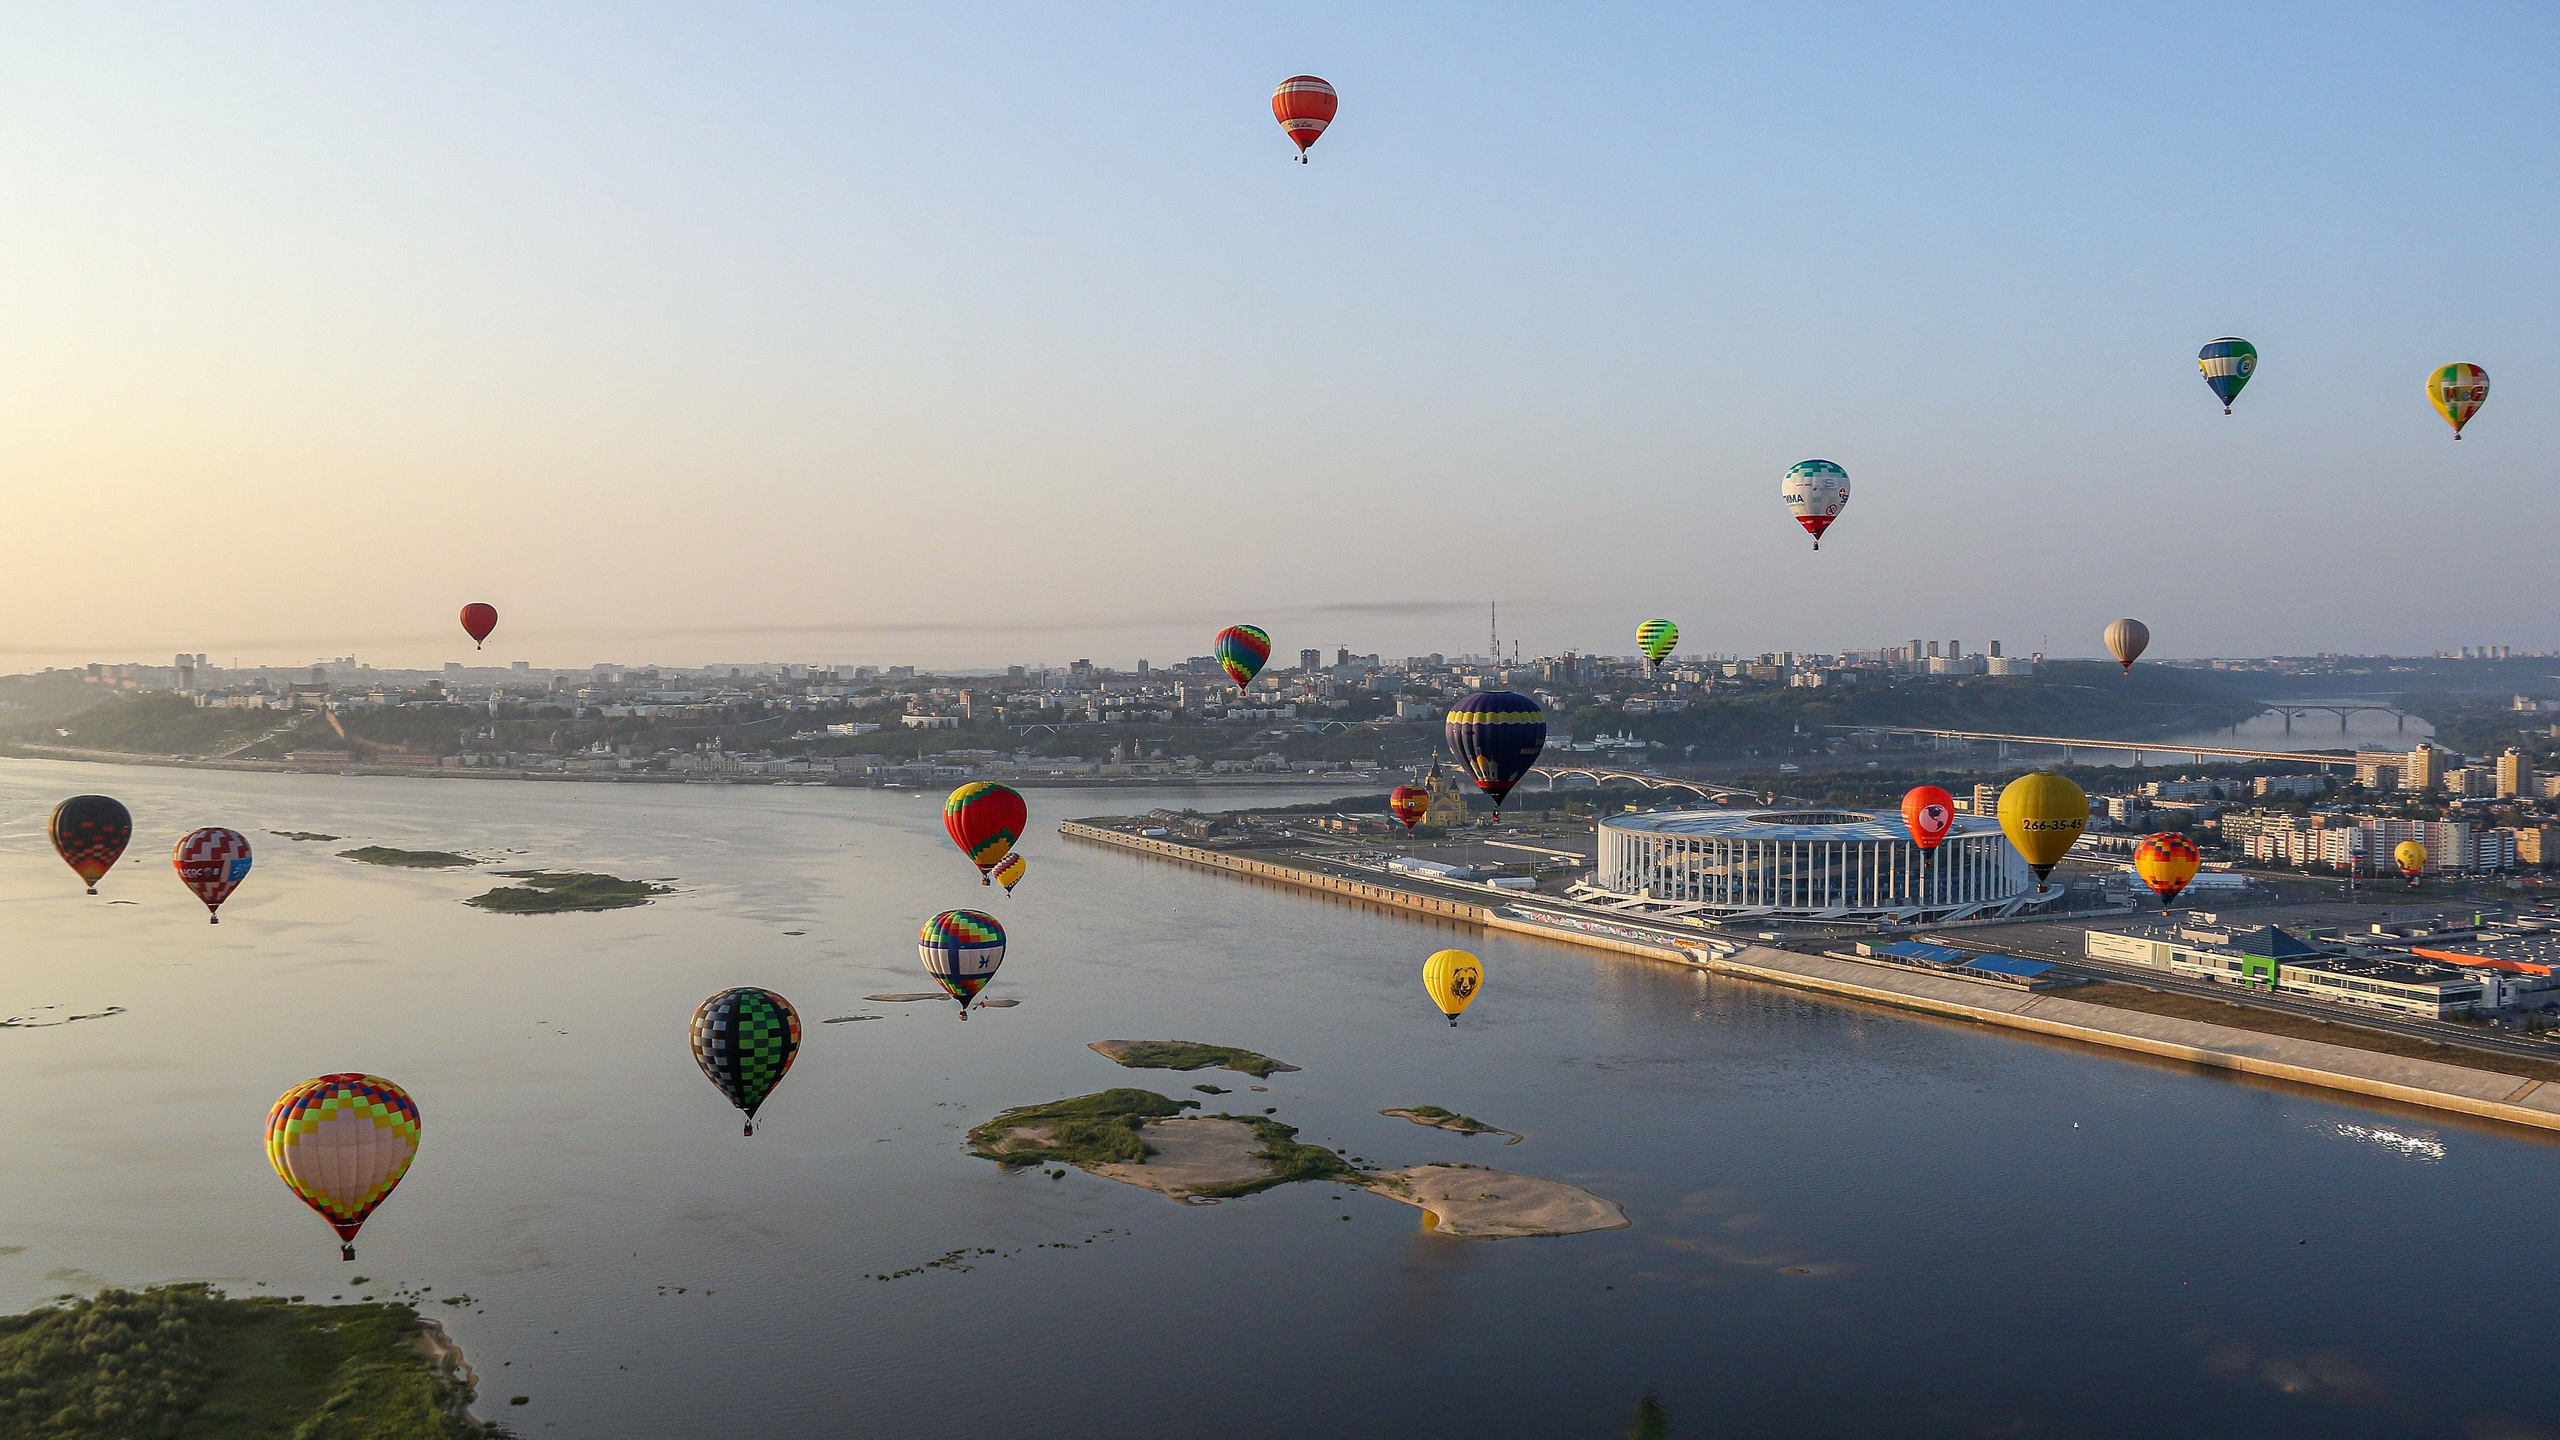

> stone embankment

[{"left": 1064, "top": 821, "right": 2560, "bottom": 1136}]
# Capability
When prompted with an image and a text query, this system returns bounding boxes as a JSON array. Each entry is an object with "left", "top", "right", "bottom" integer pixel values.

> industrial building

[
  {"left": 1586, "top": 808, "right": 2040, "bottom": 921},
  {"left": 2084, "top": 920, "right": 2508, "bottom": 1019}
]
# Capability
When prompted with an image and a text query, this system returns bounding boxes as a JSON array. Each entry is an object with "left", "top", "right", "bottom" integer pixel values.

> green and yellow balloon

[{"left": 1635, "top": 619, "right": 1679, "bottom": 675}]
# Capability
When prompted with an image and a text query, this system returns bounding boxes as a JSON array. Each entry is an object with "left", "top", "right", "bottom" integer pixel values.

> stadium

[{"left": 1578, "top": 808, "right": 2045, "bottom": 922}]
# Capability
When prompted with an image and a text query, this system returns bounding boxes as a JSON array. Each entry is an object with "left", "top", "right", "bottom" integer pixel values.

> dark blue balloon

[{"left": 1444, "top": 692, "right": 1547, "bottom": 811}]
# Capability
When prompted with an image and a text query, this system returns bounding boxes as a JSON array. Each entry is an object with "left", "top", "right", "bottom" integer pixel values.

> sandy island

[
  {"left": 1365, "top": 1163, "right": 1630, "bottom": 1238},
  {"left": 971, "top": 1089, "right": 1621, "bottom": 1233}
]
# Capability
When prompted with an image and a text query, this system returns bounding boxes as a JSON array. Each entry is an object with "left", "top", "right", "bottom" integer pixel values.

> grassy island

[
  {"left": 0, "top": 1284, "right": 479, "bottom": 1439},
  {"left": 968, "top": 1088, "right": 1200, "bottom": 1167},
  {"left": 1088, "top": 1040, "right": 1301, "bottom": 1078},
  {"left": 1383, "top": 1106, "right": 1524, "bottom": 1144},
  {"left": 339, "top": 846, "right": 477, "bottom": 868},
  {"left": 463, "top": 870, "right": 669, "bottom": 914}
]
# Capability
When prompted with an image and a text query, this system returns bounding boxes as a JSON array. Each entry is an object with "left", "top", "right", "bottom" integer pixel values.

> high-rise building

[
  {"left": 1299, "top": 649, "right": 1323, "bottom": 673},
  {"left": 2498, "top": 747, "right": 2535, "bottom": 799},
  {"left": 1927, "top": 641, "right": 1941, "bottom": 659},
  {"left": 1948, "top": 640, "right": 1961, "bottom": 659},
  {"left": 2402, "top": 743, "right": 2445, "bottom": 792},
  {"left": 1989, "top": 641, "right": 2003, "bottom": 658},
  {"left": 1972, "top": 782, "right": 1999, "bottom": 818}
]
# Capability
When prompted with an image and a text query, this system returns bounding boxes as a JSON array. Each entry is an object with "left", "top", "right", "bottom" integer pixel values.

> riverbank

[{"left": 1065, "top": 821, "right": 2560, "bottom": 1137}]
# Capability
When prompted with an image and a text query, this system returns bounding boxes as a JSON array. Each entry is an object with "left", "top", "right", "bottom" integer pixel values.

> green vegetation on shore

[
  {"left": 463, "top": 870, "right": 668, "bottom": 913},
  {"left": 1401, "top": 1105, "right": 1491, "bottom": 1133},
  {"left": 339, "top": 846, "right": 477, "bottom": 869},
  {"left": 967, "top": 1088, "right": 1200, "bottom": 1167},
  {"left": 0, "top": 1284, "right": 476, "bottom": 1439},
  {"left": 1088, "top": 1040, "right": 1299, "bottom": 1078}
]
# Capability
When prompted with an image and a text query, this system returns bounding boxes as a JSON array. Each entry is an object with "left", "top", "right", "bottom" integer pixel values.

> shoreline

[
  {"left": 1063, "top": 821, "right": 2560, "bottom": 1139},
  {"left": 0, "top": 745, "right": 1368, "bottom": 789}
]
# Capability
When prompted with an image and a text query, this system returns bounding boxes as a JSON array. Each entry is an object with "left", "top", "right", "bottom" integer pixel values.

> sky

[{"left": 1, "top": 3, "right": 2553, "bottom": 674}]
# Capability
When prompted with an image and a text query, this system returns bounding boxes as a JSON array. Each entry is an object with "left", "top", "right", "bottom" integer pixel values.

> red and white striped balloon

[
  {"left": 174, "top": 826, "right": 253, "bottom": 923},
  {"left": 1272, "top": 76, "right": 1337, "bottom": 162}
]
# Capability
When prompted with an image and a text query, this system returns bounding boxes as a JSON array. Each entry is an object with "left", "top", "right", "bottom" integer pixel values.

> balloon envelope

[
  {"left": 49, "top": 795, "right": 132, "bottom": 893},
  {"left": 266, "top": 1073, "right": 420, "bottom": 1258},
  {"left": 1388, "top": 785, "right": 1429, "bottom": 831},
  {"left": 691, "top": 988, "right": 801, "bottom": 1134},
  {"left": 2197, "top": 338, "right": 2257, "bottom": 413},
  {"left": 2133, "top": 832, "right": 2201, "bottom": 908},
  {"left": 1901, "top": 786, "right": 1955, "bottom": 850},
  {"left": 1214, "top": 624, "right": 1272, "bottom": 693},
  {"left": 943, "top": 782, "right": 1027, "bottom": 884},
  {"left": 459, "top": 603, "right": 498, "bottom": 648},
  {"left": 920, "top": 909, "right": 1007, "bottom": 1015},
  {"left": 2103, "top": 618, "right": 2149, "bottom": 674},
  {"left": 1636, "top": 619, "right": 1679, "bottom": 672},
  {"left": 2427, "top": 364, "right": 2488, "bottom": 437},
  {"left": 173, "top": 827, "right": 252, "bottom": 922},
  {"left": 1271, "top": 75, "right": 1337, "bottom": 158},
  {"left": 1422, "top": 949, "right": 1483, "bottom": 1025},
  {"left": 993, "top": 853, "right": 1028, "bottom": 895},
  {"left": 1444, "top": 692, "right": 1547, "bottom": 811},
  {"left": 1781, "top": 461, "right": 1850, "bottom": 548},
  {"left": 1997, "top": 773, "right": 2087, "bottom": 888},
  {"left": 2395, "top": 840, "right": 2429, "bottom": 877}
]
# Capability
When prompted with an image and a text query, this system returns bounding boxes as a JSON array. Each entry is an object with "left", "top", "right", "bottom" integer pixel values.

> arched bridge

[{"left": 1530, "top": 765, "right": 1799, "bottom": 805}]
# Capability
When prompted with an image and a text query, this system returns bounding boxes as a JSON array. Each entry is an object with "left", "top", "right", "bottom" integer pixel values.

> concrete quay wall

[{"left": 1062, "top": 822, "right": 2560, "bottom": 1135}]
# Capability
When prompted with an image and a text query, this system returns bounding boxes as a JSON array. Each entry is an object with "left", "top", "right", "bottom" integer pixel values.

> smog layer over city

[{"left": 2, "top": 7, "right": 2555, "bottom": 1439}]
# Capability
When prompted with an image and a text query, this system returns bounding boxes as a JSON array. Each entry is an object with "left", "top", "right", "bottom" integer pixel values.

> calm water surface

[{"left": 1, "top": 758, "right": 2551, "bottom": 1439}]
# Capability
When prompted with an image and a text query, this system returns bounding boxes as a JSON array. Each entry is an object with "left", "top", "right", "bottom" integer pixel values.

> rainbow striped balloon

[{"left": 1215, "top": 624, "right": 1272, "bottom": 694}]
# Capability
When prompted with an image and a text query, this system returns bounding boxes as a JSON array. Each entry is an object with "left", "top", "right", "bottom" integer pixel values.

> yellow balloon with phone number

[{"left": 1423, "top": 950, "right": 1483, "bottom": 1026}]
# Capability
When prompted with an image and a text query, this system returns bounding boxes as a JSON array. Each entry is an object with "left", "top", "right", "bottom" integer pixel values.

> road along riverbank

[{"left": 1064, "top": 822, "right": 2560, "bottom": 1137}]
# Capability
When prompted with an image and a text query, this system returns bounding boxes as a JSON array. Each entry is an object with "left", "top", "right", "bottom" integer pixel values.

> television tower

[{"left": 1489, "top": 601, "right": 1498, "bottom": 665}]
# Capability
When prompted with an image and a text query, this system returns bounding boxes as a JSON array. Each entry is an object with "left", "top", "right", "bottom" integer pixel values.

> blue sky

[{"left": 1, "top": 4, "right": 2551, "bottom": 670}]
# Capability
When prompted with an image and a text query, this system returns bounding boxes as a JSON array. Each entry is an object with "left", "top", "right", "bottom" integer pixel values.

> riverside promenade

[{"left": 1063, "top": 821, "right": 2560, "bottom": 1137}]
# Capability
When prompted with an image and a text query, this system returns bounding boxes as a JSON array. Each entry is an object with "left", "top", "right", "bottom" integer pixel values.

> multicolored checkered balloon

[
  {"left": 1214, "top": 624, "right": 1271, "bottom": 694},
  {"left": 943, "top": 782, "right": 1027, "bottom": 884},
  {"left": 266, "top": 1073, "right": 421, "bottom": 1260},
  {"left": 49, "top": 795, "right": 131, "bottom": 894},
  {"left": 919, "top": 909, "right": 1007, "bottom": 1017}
]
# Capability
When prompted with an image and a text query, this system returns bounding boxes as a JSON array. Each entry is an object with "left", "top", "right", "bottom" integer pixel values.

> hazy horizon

[{"left": 4, "top": 5, "right": 2552, "bottom": 675}]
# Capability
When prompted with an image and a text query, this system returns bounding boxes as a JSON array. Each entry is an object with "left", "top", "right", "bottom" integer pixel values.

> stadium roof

[{"left": 1606, "top": 808, "right": 2008, "bottom": 843}]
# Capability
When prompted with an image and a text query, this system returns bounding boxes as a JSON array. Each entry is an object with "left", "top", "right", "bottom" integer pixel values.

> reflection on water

[
  {"left": 2078, "top": 699, "right": 2435, "bottom": 768},
  {"left": 0, "top": 758, "right": 2552, "bottom": 1439},
  {"left": 2328, "top": 1122, "right": 2449, "bottom": 1163}
]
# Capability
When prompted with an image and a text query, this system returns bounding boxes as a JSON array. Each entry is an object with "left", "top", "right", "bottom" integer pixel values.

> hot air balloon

[
  {"left": 173, "top": 827, "right": 251, "bottom": 922},
  {"left": 1272, "top": 75, "right": 1337, "bottom": 162},
  {"left": 2395, "top": 840, "right": 2429, "bottom": 885},
  {"left": 1901, "top": 786, "right": 1954, "bottom": 850},
  {"left": 2133, "top": 832, "right": 2202, "bottom": 910},
  {"left": 1422, "top": 949, "right": 1482, "bottom": 1026},
  {"left": 2198, "top": 338, "right": 2257, "bottom": 414},
  {"left": 691, "top": 988, "right": 801, "bottom": 1135},
  {"left": 1997, "top": 772, "right": 2087, "bottom": 891},
  {"left": 48, "top": 795, "right": 132, "bottom": 894},
  {"left": 1214, "top": 624, "right": 1272, "bottom": 695},
  {"left": 2427, "top": 364, "right": 2489, "bottom": 438},
  {"left": 920, "top": 909, "right": 1007, "bottom": 1017},
  {"left": 1636, "top": 619, "right": 1679, "bottom": 675},
  {"left": 1781, "top": 461, "right": 1850, "bottom": 549},
  {"left": 266, "top": 1073, "right": 421, "bottom": 1260},
  {"left": 2103, "top": 619, "right": 2149, "bottom": 675},
  {"left": 993, "top": 853, "right": 1028, "bottom": 896},
  {"left": 944, "top": 782, "right": 1027, "bottom": 885},
  {"left": 1389, "top": 785, "right": 1429, "bottom": 832},
  {"left": 1444, "top": 692, "right": 1546, "bottom": 816},
  {"left": 459, "top": 603, "right": 498, "bottom": 649}
]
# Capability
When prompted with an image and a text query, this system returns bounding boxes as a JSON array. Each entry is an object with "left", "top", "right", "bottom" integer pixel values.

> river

[{"left": 0, "top": 758, "right": 2549, "bottom": 1439}]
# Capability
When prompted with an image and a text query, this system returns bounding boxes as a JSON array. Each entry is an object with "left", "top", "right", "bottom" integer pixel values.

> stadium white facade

[{"left": 1582, "top": 808, "right": 2043, "bottom": 922}]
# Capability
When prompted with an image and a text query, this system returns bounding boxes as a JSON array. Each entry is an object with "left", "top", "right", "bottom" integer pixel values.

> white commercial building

[{"left": 1592, "top": 808, "right": 2039, "bottom": 921}]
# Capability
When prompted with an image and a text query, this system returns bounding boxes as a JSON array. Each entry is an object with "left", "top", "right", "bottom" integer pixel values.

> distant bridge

[
  {"left": 2269, "top": 705, "right": 2416, "bottom": 734},
  {"left": 1530, "top": 765, "right": 1803, "bottom": 804},
  {"left": 1834, "top": 725, "right": 2363, "bottom": 768}
]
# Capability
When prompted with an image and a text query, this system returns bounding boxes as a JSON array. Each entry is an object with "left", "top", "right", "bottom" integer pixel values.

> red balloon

[
  {"left": 1388, "top": 786, "right": 1428, "bottom": 831},
  {"left": 459, "top": 603, "right": 498, "bottom": 649},
  {"left": 173, "top": 826, "right": 252, "bottom": 923},
  {"left": 1901, "top": 786, "right": 1955, "bottom": 850},
  {"left": 1271, "top": 75, "right": 1337, "bottom": 161}
]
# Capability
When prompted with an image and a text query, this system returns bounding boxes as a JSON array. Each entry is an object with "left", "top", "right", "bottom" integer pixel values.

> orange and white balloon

[{"left": 1272, "top": 76, "right": 1337, "bottom": 162}]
